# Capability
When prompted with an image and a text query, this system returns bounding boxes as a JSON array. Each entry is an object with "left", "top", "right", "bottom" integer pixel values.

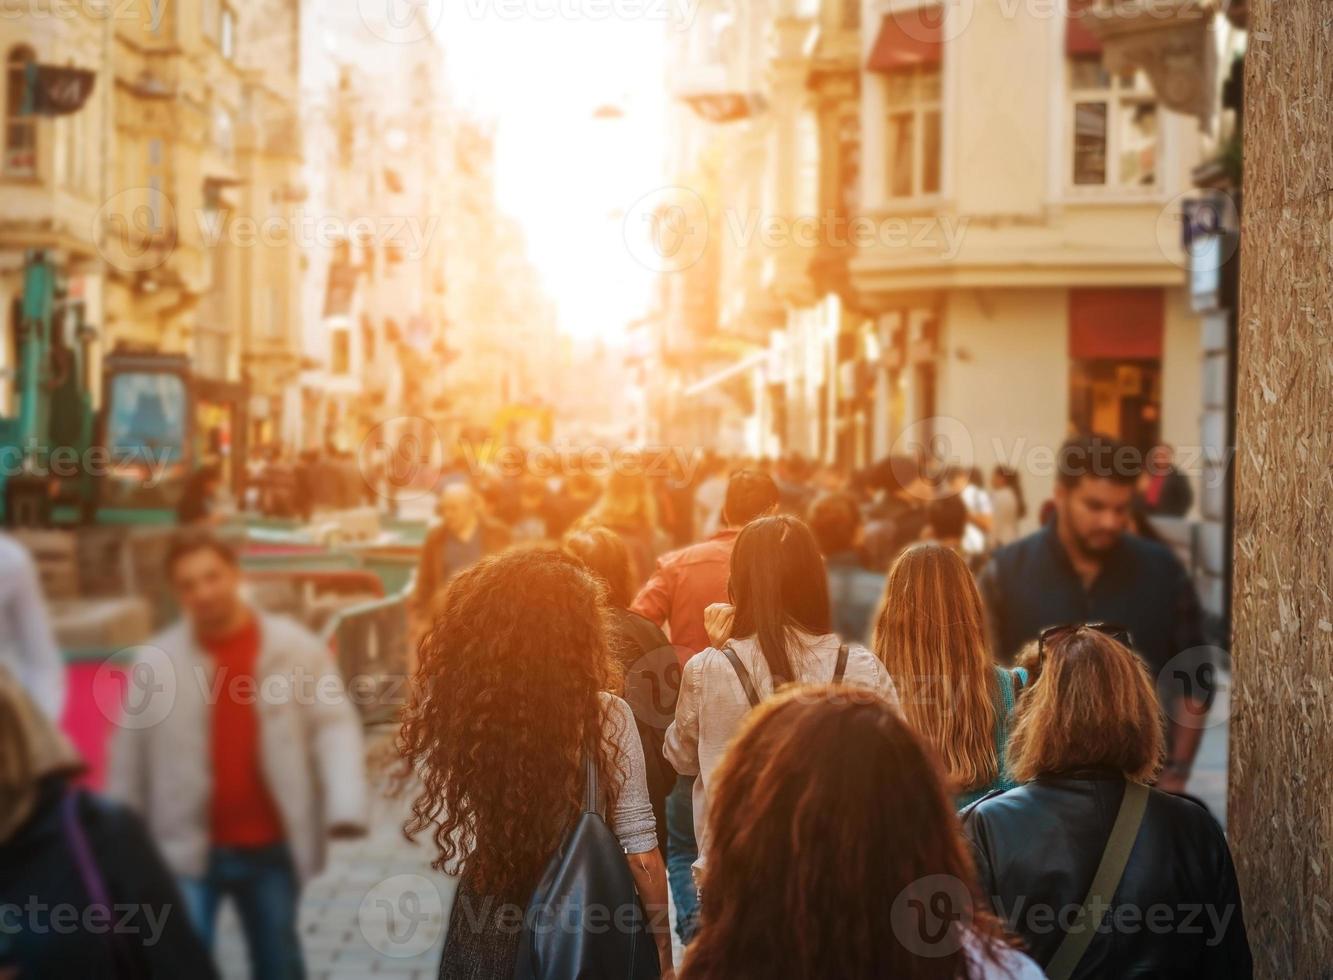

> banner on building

[{"left": 22, "top": 63, "right": 96, "bottom": 117}]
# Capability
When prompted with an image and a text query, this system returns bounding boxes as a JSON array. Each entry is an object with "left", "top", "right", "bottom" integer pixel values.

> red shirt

[
  {"left": 203, "top": 617, "right": 285, "bottom": 847},
  {"left": 630, "top": 528, "right": 737, "bottom": 666}
]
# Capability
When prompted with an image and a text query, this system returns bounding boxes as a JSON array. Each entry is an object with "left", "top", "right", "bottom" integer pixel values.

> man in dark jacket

[
  {"left": 411, "top": 482, "right": 511, "bottom": 627},
  {"left": 979, "top": 435, "right": 1211, "bottom": 794}
]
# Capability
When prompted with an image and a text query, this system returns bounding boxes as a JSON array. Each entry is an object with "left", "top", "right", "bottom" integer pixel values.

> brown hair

[
  {"left": 683, "top": 686, "right": 1006, "bottom": 980},
  {"left": 1006, "top": 627, "right": 1164, "bottom": 783},
  {"left": 164, "top": 530, "right": 238, "bottom": 577},
  {"left": 395, "top": 549, "right": 624, "bottom": 901},
  {"left": 874, "top": 543, "right": 999, "bottom": 795},
  {"left": 562, "top": 524, "right": 634, "bottom": 608},
  {"left": 0, "top": 665, "right": 81, "bottom": 842}
]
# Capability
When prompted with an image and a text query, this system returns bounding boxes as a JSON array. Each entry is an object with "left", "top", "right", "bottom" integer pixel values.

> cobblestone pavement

[{"left": 216, "top": 734, "right": 456, "bottom": 979}]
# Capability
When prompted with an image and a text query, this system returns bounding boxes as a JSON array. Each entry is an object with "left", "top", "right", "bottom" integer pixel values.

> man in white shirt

[{"left": 0, "top": 532, "right": 64, "bottom": 720}]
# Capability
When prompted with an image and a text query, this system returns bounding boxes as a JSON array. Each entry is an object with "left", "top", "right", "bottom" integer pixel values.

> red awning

[
  {"left": 1069, "top": 288, "right": 1164, "bottom": 360},
  {"left": 1066, "top": 0, "right": 1103, "bottom": 56},
  {"left": 867, "top": 6, "right": 944, "bottom": 73}
]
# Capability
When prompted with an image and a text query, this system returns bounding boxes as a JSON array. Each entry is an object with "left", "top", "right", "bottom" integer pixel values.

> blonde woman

[{"left": 873, "top": 542, "right": 1027, "bottom": 808}]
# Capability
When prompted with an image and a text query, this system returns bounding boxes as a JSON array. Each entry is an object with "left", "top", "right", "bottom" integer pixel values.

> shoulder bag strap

[
  {"left": 62, "top": 790, "right": 136, "bottom": 978},
  {"left": 583, "top": 752, "right": 598, "bottom": 815},
  {"left": 832, "top": 643, "right": 849, "bottom": 684},
  {"left": 720, "top": 644, "right": 762, "bottom": 708},
  {"left": 1045, "top": 781, "right": 1150, "bottom": 980}
]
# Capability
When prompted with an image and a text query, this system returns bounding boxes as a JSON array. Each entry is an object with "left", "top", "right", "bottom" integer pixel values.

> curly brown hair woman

[
  {"left": 681, "top": 686, "right": 1042, "bottom": 980},
  {"left": 396, "top": 548, "right": 674, "bottom": 977}
]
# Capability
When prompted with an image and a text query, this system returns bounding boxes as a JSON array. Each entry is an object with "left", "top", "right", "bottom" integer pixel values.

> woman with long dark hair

[
  {"left": 396, "top": 549, "right": 674, "bottom": 978},
  {"left": 663, "top": 515, "right": 897, "bottom": 879},
  {"left": 681, "top": 687, "right": 1042, "bottom": 980}
]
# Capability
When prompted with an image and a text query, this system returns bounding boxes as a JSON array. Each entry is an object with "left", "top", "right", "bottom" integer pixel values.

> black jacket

[
  {"left": 0, "top": 778, "right": 217, "bottom": 979},
  {"left": 963, "top": 773, "right": 1251, "bottom": 979}
]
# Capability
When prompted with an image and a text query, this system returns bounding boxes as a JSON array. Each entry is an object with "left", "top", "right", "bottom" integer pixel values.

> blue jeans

[
  {"left": 178, "top": 842, "right": 304, "bottom": 980},
  {"left": 665, "top": 774, "right": 699, "bottom": 942}
]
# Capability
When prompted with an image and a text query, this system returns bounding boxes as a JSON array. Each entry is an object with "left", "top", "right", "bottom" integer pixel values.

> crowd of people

[
  {"left": 0, "top": 430, "right": 1247, "bottom": 979},
  {"left": 392, "top": 432, "right": 1247, "bottom": 978}
]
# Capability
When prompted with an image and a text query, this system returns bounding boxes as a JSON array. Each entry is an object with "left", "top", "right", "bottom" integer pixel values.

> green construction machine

[{"left": 0, "top": 250, "right": 194, "bottom": 528}]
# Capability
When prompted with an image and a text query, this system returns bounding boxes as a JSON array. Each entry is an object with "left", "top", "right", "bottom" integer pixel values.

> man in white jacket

[
  {"left": 108, "top": 532, "right": 367, "bottom": 980},
  {"left": 0, "top": 532, "right": 64, "bottom": 721}
]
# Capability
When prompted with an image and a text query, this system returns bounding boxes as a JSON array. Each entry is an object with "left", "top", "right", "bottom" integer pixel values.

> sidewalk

[{"left": 215, "top": 743, "right": 455, "bottom": 979}]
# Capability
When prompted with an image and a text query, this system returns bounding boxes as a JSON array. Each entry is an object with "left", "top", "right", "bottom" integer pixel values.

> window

[
  {"left": 1068, "top": 55, "right": 1158, "bottom": 190},
  {"left": 5, "top": 46, "right": 37, "bottom": 177},
  {"left": 884, "top": 66, "right": 941, "bottom": 199},
  {"left": 220, "top": 6, "right": 236, "bottom": 60},
  {"left": 330, "top": 329, "right": 351, "bottom": 375}
]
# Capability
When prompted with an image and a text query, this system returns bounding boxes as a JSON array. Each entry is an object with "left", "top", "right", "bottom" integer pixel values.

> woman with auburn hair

[
  {"left": 664, "top": 515, "right": 897, "bottom": 879},
  {"left": 681, "top": 686, "right": 1042, "bottom": 980},
  {"left": 396, "top": 549, "right": 674, "bottom": 978},
  {"left": 963, "top": 627, "right": 1251, "bottom": 979},
  {"left": 576, "top": 467, "right": 667, "bottom": 592},
  {"left": 563, "top": 524, "right": 679, "bottom": 850},
  {"left": 874, "top": 543, "right": 1028, "bottom": 807}
]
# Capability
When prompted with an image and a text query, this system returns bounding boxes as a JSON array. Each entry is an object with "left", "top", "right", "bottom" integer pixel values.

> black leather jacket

[{"left": 962, "top": 772, "right": 1252, "bottom": 979}]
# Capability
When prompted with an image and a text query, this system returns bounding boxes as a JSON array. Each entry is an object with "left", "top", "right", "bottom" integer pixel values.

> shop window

[
  {"left": 5, "top": 46, "right": 37, "bottom": 177},
  {"left": 1068, "top": 288, "right": 1163, "bottom": 453}
]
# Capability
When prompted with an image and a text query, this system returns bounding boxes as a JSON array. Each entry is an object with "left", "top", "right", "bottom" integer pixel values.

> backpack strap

[
  {"left": 720, "top": 644, "right": 762, "bottom": 708},
  {"left": 833, "top": 643, "right": 849, "bottom": 683},
  {"left": 62, "top": 790, "right": 135, "bottom": 978},
  {"left": 583, "top": 753, "right": 598, "bottom": 815},
  {"left": 1045, "top": 781, "right": 1149, "bottom": 980}
]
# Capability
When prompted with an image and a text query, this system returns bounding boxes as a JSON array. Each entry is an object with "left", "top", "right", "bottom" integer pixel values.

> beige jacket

[
  {"left": 106, "top": 611, "right": 367, "bottom": 883},
  {"left": 664, "top": 632, "right": 898, "bottom": 875}
]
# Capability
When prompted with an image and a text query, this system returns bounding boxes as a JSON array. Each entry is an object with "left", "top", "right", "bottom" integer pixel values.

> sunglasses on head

[{"left": 1037, "top": 622, "right": 1134, "bottom": 660}]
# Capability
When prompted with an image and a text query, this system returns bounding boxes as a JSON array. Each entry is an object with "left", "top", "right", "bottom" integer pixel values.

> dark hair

[
  {"left": 855, "top": 454, "right": 920, "bottom": 497},
  {"left": 562, "top": 525, "right": 633, "bottom": 608},
  {"left": 396, "top": 549, "right": 622, "bottom": 902},
  {"left": 992, "top": 465, "right": 1027, "bottom": 520},
  {"left": 685, "top": 687, "right": 1009, "bottom": 980},
  {"left": 1056, "top": 434, "right": 1141, "bottom": 490},
  {"left": 165, "top": 531, "right": 238, "bottom": 577},
  {"left": 728, "top": 516, "right": 831, "bottom": 682},
  {"left": 807, "top": 491, "right": 862, "bottom": 555},
  {"left": 721, "top": 469, "right": 780, "bottom": 527},
  {"left": 926, "top": 494, "right": 968, "bottom": 541}
]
